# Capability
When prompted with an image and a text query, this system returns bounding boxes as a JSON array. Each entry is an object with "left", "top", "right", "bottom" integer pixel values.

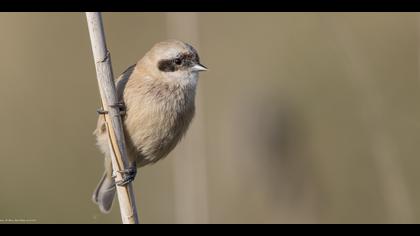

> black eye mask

[{"left": 158, "top": 52, "right": 200, "bottom": 72}]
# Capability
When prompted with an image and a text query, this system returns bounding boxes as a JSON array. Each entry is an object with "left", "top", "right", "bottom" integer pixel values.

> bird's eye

[{"left": 175, "top": 58, "right": 182, "bottom": 65}]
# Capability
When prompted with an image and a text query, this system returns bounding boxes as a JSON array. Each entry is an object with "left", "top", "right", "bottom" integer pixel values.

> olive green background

[{"left": 0, "top": 13, "right": 419, "bottom": 223}]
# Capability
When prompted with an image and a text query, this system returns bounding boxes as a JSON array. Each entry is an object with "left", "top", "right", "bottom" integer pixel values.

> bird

[{"left": 92, "top": 39, "right": 207, "bottom": 213}]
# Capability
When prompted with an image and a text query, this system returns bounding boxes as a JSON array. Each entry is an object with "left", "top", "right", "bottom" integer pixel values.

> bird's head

[{"left": 141, "top": 39, "right": 207, "bottom": 84}]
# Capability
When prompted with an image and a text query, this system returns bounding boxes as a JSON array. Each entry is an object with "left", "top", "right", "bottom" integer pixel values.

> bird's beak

[{"left": 192, "top": 63, "right": 208, "bottom": 72}]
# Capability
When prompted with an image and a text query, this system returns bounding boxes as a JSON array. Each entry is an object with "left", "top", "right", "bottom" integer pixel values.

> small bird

[{"left": 92, "top": 40, "right": 207, "bottom": 213}]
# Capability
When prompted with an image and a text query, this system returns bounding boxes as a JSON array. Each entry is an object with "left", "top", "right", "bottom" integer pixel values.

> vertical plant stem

[{"left": 85, "top": 12, "right": 139, "bottom": 224}]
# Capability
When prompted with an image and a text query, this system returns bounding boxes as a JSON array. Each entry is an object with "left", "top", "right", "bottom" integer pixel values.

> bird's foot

[
  {"left": 112, "top": 166, "right": 137, "bottom": 186},
  {"left": 97, "top": 102, "right": 126, "bottom": 116},
  {"left": 110, "top": 102, "right": 126, "bottom": 116}
]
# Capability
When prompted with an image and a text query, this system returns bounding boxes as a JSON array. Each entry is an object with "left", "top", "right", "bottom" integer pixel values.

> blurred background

[{"left": 0, "top": 12, "right": 419, "bottom": 223}]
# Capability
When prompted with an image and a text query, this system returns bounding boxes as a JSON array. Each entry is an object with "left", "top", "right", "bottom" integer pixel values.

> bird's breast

[{"left": 123, "top": 80, "right": 196, "bottom": 166}]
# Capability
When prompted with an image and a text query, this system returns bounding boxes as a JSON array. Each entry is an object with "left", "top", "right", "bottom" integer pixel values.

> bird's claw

[
  {"left": 97, "top": 102, "right": 126, "bottom": 116},
  {"left": 96, "top": 107, "right": 108, "bottom": 115},
  {"left": 110, "top": 102, "right": 126, "bottom": 116},
  {"left": 113, "top": 166, "right": 137, "bottom": 186}
]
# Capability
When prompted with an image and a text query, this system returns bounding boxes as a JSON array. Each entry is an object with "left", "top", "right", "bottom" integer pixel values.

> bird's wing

[
  {"left": 115, "top": 64, "right": 137, "bottom": 102},
  {"left": 93, "top": 64, "right": 137, "bottom": 146},
  {"left": 118, "top": 64, "right": 137, "bottom": 80}
]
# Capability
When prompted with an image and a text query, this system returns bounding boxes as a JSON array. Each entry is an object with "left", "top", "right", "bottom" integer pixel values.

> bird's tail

[{"left": 92, "top": 170, "right": 116, "bottom": 214}]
